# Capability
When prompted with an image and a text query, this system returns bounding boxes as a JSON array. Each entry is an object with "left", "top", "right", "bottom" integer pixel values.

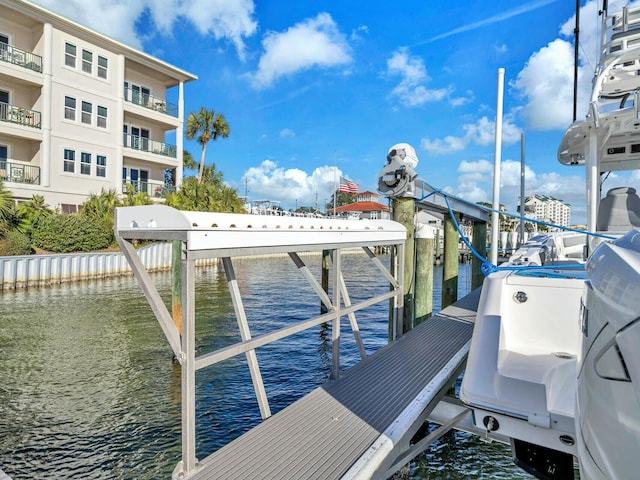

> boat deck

[{"left": 190, "top": 289, "right": 479, "bottom": 480}]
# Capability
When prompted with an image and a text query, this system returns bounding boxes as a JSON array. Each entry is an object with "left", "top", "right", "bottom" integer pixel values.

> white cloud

[
  {"left": 421, "top": 116, "right": 521, "bottom": 154},
  {"left": 178, "top": 0, "right": 257, "bottom": 61},
  {"left": 387, "top": 47, "right": 453, "bottom": 107},
  {"left": 243, "top": 160, "right": 346, "bottom": 207},
  {"left": 280, "top": 128, "right": 295, "bottom": 138},
  {"left": 420, "top": 136, "right": 467, "bottom": 154},
  {"left": 450, "top": 90, "right": 474, "bottom": 107},
  {"left": 31, "top": 0, "right": 257, "bottom": 59},
  {"left": 250, "top": 13, "right": 352, "bottom": 89},
  {"left": 350, "top": 25, "right": 369, "bottom": 41},
  {"left": 510, "top": 39, "right": 579, "bottom": 130}
]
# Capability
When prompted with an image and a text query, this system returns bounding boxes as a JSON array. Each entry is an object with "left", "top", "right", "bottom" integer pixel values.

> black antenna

[{"left": 573, "top": 0, "right": 580, "bottom": 122}]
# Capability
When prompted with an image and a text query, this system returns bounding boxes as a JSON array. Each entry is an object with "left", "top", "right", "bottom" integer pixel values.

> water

[{"left": 0, "top": 254, "right": 530, "bottom": 479}]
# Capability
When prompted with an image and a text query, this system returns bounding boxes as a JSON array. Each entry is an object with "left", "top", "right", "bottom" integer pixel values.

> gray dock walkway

[{"left": 191, "top": 289, "right": 480, "bottom": 480}]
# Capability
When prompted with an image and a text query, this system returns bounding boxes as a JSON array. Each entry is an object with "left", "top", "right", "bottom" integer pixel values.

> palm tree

[
  {"left": 0, "top": 180, "right": 16, "bottom": 234},
  {"left": 80, "top": 188, "right": 121, "bottom": 225},
  {"left": 16, "top": 195, "right": 52, "bottom": 235},
  {"left": 185, "top": 107, "right": 229, "bottom": 184}
]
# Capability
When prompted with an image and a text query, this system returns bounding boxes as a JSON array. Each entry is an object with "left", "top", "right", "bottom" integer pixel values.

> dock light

[{"left": 377, "top": 143, "right": 419, "bottom": 198}]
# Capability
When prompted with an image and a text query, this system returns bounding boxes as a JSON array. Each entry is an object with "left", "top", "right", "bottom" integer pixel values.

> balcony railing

[
  {"left": 123, "top": 180, "right": 176, "bottom": 198},
  {"left": 124, "top": 86, "right": 178, "bottom": 118},
  {"left": 0, "top": 102, "right": 42, "bottom": 129},
  {"left": 0, "top": 43, "right": 43, "bottom": 73},
  {"left": 123, "top": 133, "right": 177, "bottom": 158},
  {"left": 0, "top": 161, "right": 40, "bottom": 185}
]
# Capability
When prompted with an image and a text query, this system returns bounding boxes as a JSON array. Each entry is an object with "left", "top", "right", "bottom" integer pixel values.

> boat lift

[{"left": 114, "top": 204, "right": 494, "bottom": 479}]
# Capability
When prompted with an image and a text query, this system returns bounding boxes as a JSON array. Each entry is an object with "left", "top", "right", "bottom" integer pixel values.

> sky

[{"left": 31, "top": 0, "right": 640, "bottom": 223}]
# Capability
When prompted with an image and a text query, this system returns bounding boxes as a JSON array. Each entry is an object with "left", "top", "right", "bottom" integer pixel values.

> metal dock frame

[{"left": 114, "top": 205, "right": 408, "bottom": 479}]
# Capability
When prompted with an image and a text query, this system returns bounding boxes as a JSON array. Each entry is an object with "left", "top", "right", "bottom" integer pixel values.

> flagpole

[{"left": 333, "top": 152, "right": 337, "bottom": 218}]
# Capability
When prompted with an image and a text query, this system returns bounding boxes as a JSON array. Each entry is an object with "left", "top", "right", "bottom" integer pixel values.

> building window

[
  {"left": 61, "top": 204, "right": 78, "bottom": 214},
  {"left": 96, "top": 155, "right": 106, "bottom": 177},
  {"left": 65, "top": 42, "right": 76, "bottom": 68},
  {"left": 81, "top": 101, "right": 92, "bottom": 125},
  {"left": 82, "top": 49, "right": 92, "bottom": 74},
  {"left": 63, "top": 149, "right": 75, "bottom": 173},
  {"left": 64, "top": 96, "right": 76, "bottom": 120},
  {"left": 97, "top": 56, "right": 108, "bottom": 79},
  {"left": 97, "top": 106, "right": 107, "bottom": 128},
  {"left": 80, "top": 152, "right": 91, "bottom": 175}
]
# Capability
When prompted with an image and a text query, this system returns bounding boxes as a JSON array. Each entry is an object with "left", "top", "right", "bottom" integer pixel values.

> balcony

[
  {"left": 124, "top": 86, "right": 178, "bottom": 118},
  {"left": 0, "top": 102, "right": 42, "bottom": 128},
  {"left": 123, "top": 133, "right": 176, "bottom": 158},
  {"left": 123, "top": 180, "right": 176, "bottom": 198},
  {"left": 0, "top": 43, "right": 42, "bottom": 73},
  {"left": 0, "top": 161, "right": 40, "bottom": 185}
]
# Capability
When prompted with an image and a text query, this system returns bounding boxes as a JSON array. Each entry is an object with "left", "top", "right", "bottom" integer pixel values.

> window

[
  {"left": 82, "top": 49, "right": 92, "bottom": 74},
  {"left": 64, "top": 96, "right": 76, "bottom": 120},
  {"left": 0, "top": 34, "right": 8, "bottom": 61},
  {"left": 81, "top": 101, "right": 92, "bottom": 125},
  {"left": 97, "top": 55, "right": 108, "bottom": 79},
  {"left": 63, "top": 149, "right": 75, "bottom": 173},
  {"left": 97, "top": 106, "right": 107, "bottom": 128},
  {"left": 80, "top": 152, "right": 91, "bottom": 175},
  {"left": 96, "top": 155, "right": 106, "bottom": 177},
  {"left": 65, "top": 42, "right": 76, "bottom": 67}
]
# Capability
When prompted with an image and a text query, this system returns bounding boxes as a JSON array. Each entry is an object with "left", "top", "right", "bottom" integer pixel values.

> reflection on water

[{"left": 0, "top": 254, "right": 526, "bottom": 479}]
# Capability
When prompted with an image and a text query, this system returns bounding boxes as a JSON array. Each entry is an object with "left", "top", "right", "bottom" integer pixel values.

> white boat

[{"left": 460, "top": 3, "right": 640, "bottom": 479}]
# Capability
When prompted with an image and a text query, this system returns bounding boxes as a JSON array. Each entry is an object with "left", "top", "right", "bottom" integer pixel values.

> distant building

[
  {"left": 523, "top": 194, "right": 571, "bottom": 229},
  {"left": 327, "top": 191, "right": 390, "bottom": 219},
  {"left": 0, "top": 0, "right": 197, "bottom": 212}
]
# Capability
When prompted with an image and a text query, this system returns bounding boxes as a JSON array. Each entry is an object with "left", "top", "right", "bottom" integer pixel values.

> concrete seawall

[
  {"left": 0, "top": 242, "right": 211, "bottom": 290},
  {"left": 0, "top": 243, "right": 337, "bottom": 291}
]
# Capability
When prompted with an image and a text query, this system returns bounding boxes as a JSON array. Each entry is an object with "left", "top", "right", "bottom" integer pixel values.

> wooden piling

[
  {"left": 442, "top": 214, "right": 459, "bottom": 309},
  {"left": 171, "top": 240, "right": 183, "bottom": 336},
  {"left": 414, "top": 224, "right": 434, "bottom": 325},
  {"left": 471, "top": 221, "right": 487, "bottom": 290},
  {"left": 321, "top": 249, "right": 330, "bottom": 314},
  {"left": 392, "top": 197, "right": 415, "bottom": 334}
]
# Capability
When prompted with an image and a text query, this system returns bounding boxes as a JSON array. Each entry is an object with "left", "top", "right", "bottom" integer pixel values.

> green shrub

[
  {"left": 0, "top": 230, "right": 32, "bottom": 256},
  {"left": 32, "top": 214, "right": 113, "bottom": 253}
]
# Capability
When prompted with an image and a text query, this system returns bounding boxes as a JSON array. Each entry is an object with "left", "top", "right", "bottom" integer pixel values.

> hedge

[
  {"left": 32, "top": 214, "right": 113, "bottom": 253},
  {"left": 0, "top": 230, "right": 32, "bottom": 256}
]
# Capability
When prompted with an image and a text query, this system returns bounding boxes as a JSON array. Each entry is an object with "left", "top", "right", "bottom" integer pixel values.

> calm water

[{"left": 0, "top": 253, "right": 531, "bottom": 479}]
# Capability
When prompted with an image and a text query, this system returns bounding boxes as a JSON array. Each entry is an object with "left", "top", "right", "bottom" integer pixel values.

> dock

[
  {"left": 192, "top": 290, "right": 478, "bottom": 480},
  {"left": 114, "top": 205, "right": 480, "bottom": 479}
]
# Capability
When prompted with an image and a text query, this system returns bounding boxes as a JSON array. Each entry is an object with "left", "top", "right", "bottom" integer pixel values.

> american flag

[{"left": 338, "top": 176, "right": 358, "bottom": 194}]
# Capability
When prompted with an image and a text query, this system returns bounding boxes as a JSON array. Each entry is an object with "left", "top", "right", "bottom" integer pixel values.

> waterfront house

[
  {"left": 0, "top": 0, "right": 197, "bottom": 212},
  {"left": 327, "top": 190, "right": 391, "bottom": 219}
]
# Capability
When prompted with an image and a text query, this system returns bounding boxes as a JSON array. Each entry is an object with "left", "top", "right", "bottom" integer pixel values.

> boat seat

[{"left": 596, "top": 186, "right": 640, "bottom": 231}]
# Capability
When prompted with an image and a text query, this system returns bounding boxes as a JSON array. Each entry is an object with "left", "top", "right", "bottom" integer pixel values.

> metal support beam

[
  {"left": 331, "top": 249, "right": 342, "bottom": 380},
  {"left": 337, "top": 270, "right": 367, "bottom": 360},
  {"left": 222, "top": 257, "right": 271, "bottom": 420},
  {"left": 181, "top": 256, "right": 197, "bottom": 474}
]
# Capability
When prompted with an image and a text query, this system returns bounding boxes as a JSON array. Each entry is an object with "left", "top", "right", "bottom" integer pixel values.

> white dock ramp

[{"left": 114, "top": 205, "right": 477, "bottom": 479}]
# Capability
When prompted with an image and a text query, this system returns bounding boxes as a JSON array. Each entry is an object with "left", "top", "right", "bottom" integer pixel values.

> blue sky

[{"left": 33, "top": 0, "right": 640, "bottom": 223}]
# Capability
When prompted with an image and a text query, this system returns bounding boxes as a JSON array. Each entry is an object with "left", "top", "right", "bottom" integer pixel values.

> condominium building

[
  {"left": 523, "top": 194, "right": 571, "bottom": 229},
  {"left": 0, "top": 0, "right": 196, "bottom": 212}
]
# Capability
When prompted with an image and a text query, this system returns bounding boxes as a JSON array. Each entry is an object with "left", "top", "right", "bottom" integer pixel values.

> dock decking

[{"left": 191, "top": 289, "right": 479, "bottom": 480}]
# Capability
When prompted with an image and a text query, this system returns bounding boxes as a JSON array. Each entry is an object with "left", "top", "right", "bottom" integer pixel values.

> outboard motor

[{"left": 577, "top": 229, "right": 640, "bottom": 479}]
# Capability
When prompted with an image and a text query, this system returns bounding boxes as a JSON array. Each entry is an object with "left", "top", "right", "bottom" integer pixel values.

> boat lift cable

[{"left": 415, "top": 183, "right": 616, "bottom": 276}]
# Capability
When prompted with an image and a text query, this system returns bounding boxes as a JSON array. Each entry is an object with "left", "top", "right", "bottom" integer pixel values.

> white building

[
  {"left": 523, "top": 194, "right": 571, "bottom": 229},
  {"left": 0, "top": 0, "right": 196, "bottom": 212}
]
